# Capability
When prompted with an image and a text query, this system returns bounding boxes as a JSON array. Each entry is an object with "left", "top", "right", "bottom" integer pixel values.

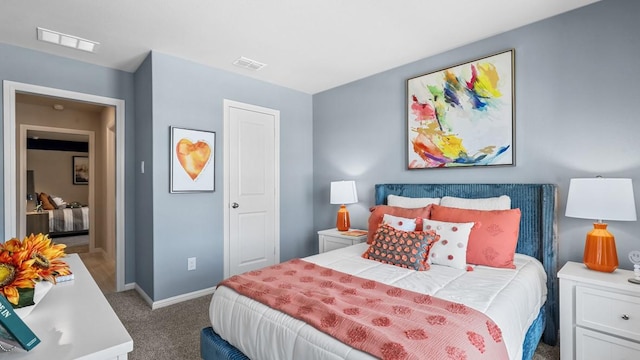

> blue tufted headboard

[{"left": 375, "top": 183, "right": 558, "bottom": 345}]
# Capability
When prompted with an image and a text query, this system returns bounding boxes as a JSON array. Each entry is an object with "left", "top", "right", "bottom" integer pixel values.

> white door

[{"left": 224, "top": 100, "right": 280, "bottom": 278}]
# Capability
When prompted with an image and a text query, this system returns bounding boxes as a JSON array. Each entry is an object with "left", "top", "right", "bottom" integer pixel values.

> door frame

[
  {"left": 223, "top": 99, "right": 280, "bottom": 279},
  {"left": 3, "top": 80, "right": 126, "bottom": 291}
]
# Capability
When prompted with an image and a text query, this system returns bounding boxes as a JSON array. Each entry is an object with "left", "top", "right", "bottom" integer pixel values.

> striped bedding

[{"left": 47, "top": 207, "right": 89, "bottom": 233}]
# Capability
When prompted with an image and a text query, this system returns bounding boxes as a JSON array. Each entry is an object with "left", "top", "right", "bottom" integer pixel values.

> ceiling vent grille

[
  {"left": 37, "top": 27, "right": 99, "bottom": 53},
  {"left": 233, "top": 56, "right": 267, "bottom": 71}
]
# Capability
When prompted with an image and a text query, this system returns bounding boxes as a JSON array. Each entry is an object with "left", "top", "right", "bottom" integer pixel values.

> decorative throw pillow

[
  {"left": 440, "top": 195, "right": 511, "bottom": 210},
  {"left": 362, "top": 224, "right": 437, "bottom": 271},
  {"left": 387, "top": 195, "right": 440, "bottom": 209},
  {"left": 430, "top": 204, "right": 521, "bottom": 269},
  {"left": 367, "top": 205, "right": 432, "bottom": 244},
  {"left": 47, "top": 195, "right": 59, "bottom": 209},
  {"left": 381, "top": 214, "right": 417, "bottom": 232},
  {"left": 38, "top": 192, "right": 56, "bottom": 210},
  {"left": 423, "top": 218, "right": 474, "bottom": 270}
]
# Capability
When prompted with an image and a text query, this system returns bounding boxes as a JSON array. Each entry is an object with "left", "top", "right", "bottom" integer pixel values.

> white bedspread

[{"left": 210, "top": 243, "right": 547, "bottom": 360}]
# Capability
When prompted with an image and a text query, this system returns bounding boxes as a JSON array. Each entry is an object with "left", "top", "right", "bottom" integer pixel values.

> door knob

[{"left": 231, "top": 202, "right": 239, "bottom": 209}]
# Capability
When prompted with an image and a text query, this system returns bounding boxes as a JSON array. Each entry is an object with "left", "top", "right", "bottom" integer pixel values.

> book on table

[
  {"left": 0, "top": 295, "right": 40, "bottom": 352},
  {"left": 340, "top": 230, "right": 367, "bottom": 237}
]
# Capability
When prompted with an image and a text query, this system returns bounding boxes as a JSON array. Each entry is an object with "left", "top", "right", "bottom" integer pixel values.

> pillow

[
  {"left": 367, "top": 205, "right": 432, "bottom": 244},
  {"left": 362, "top": 224, "right": 437, "bottom": 271},
  {"left": 38, "top": 192, "right": 56, "bottom": 210},
  {"left": 429, "top": 204, "right": 521, "bottom": 269},
  {"left": 440, "top": 195, "right": 511, "bottom": 210},
  {"left": 381, "top": 214, "right": 417, "bottom": 232},
  {"left": 387, "top": 195, "right": 440, "bottom": 208},
  {"left": 51, "top": 196, "right": 66, "bottom": 207},
  {"left": 47, "top": 195, "right": 58, "bottom": 209},
  {"left": 423, "top": 218, "right": 474, "bottom": 270}
]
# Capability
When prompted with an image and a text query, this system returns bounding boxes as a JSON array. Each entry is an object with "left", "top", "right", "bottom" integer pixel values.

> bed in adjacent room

[
  {"left": 37, "top": 192, "right": 89, "bottom": 237},
  {"left": 201, "top": 183, "right": 558, "bottom": 360}
]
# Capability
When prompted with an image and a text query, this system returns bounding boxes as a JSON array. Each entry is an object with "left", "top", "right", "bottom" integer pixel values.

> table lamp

[
  {"left": 565, "top": 177, "right": 637, "bottom": 272},
  {"left": 330, "top": 181, "right": 358, "bottom": 231}
]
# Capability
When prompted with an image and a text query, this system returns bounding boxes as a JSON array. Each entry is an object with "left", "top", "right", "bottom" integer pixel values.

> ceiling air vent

[
  {"left": 37, "top": 27, "right": 99, "bottom": 53},
  {"left": 233, "top": 56, "right": 267, "bottom": 71}
]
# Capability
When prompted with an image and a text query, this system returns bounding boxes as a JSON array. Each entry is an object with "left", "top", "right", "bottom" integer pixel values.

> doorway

[
  {"left": 223, "top": 100, "right": 280, "bottom": 278},
  {"left": 3, "top": 80, "right": 126, "bottom": 292}
]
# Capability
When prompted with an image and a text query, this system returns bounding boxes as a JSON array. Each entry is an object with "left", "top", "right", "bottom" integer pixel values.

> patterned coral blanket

[{"left": 219, "top": 259, "right": 508, "bottom": 360}]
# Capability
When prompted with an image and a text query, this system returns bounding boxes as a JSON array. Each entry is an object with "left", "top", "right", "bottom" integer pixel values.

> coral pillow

[
  {"left": 429, "top": 204, "right": 521, "bottom": 269},
  {"left": 38, "top": 192, "right": 56, "bottom": 210},
  {"left": 362, "top": 224, "right": 437, "bottom": 271},
  {"left": 423, "top": 218, "right": 475, "bottom": 270},
  {"left": 367, "top": 205, "right": 432, "bottom": 244}
]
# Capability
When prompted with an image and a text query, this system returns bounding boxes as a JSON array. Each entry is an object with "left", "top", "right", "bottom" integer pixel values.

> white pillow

[
  {"left": 440, "top": 195, "right": 510, "bottom": 210},
  {"left": 423, "top": 218, "right": 474, "bottom": 270},
  {"left": 51, "top": 196, "right": 66, "bottom": 207},
  {"left": 381, "top": 214, "right": 417, "bottom": 232},
  {"left": 387, "top": 195, "right": 440, "bottom": 209}
]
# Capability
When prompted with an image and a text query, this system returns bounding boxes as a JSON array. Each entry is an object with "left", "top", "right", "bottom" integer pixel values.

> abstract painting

[
  {"left": 407, "top": 50, "right": 514, "bottom": 169},
  {"left": 170, "top": 127, "right": 215, "bottom": 192},
  {"left": 72, "top": 156, "right": 89, "bottom": 185}
]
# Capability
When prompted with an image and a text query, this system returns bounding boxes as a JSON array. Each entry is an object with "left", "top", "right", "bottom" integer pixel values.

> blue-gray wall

[
  {"left": 0, "top": 43, "right": 137, "bottom": 283},
  {"left": 134, "top": 53, "right": 154, "bottom": 294},
  {"left": 313, "top": 0, "right": 640, "bottom": 270},
  {"left": 142, "top": 52, "right": 314, "bottom": 300}
]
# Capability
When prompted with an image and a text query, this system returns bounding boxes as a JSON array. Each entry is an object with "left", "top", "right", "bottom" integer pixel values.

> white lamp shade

[
  {"left": 330, "top": 181, "right": 358, "bottom": 205},
  {"left": 565, "top": 178, "right": 637, "bottom": 221}
]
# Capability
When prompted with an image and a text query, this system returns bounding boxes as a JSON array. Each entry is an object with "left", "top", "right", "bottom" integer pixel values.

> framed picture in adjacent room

[
  {"left": 407, "top": 49, "right": 515, "bottom": 169},
  {"left": 72, "top": 156, "right": 89, "bottom": 185},
  {"left": 170, "top": 127, "right": 215, "bottom": 193}
]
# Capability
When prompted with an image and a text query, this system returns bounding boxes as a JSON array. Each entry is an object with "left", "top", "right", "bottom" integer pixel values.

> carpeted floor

[{"left": 106, "top": 290, "right": 560, "bottom": 360}]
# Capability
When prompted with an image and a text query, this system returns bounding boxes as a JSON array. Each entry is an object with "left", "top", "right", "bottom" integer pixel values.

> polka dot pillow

[
  {"left": 423, "top": 218, "right": 475, "bottom": 270},
  {"left": 362, "top": 224, "right": 437, "bottom": 271}
]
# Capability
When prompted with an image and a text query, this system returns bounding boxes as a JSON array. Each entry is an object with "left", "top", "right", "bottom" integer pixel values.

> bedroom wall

[
  {"left": 0, "top": 43, "right": 137, "bottom": 283},
  {"left": 138, "top": 51, "right": 314, "bottom": 301},
  {"left": 312, "top": 0, "right": 640, "bottom": 270},
  {"left": 26, "top": 149, "right": 89, "bottom": 205}
]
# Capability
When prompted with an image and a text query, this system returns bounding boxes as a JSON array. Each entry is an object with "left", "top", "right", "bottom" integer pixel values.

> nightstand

[
  {"left": 558, "top": 261, "right": 640, "bottom": 359},
  {"left": 318, "top": 228, "right": 367, "bottom": 253},
  {"left": 26, "top": 211, "right": 49, "bottom": 235}
]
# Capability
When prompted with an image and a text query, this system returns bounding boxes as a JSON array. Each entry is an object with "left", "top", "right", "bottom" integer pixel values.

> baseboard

[
  {"left": 131, "top": 284, "right": 216, "bottom": 310},
  {"left": 150, "top": 287, "right": 216, "bottom": 310}
]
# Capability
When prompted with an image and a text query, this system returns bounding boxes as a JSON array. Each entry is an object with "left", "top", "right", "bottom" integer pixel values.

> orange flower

[
  {"left": 0, "top": 250, "right": 38, "bottom": 305},
  {"left": 20, "top": 233, "right": 71, "bottom": 283},
  {"left": 0, "top": 233, "right": 70, "bottom": 307}
]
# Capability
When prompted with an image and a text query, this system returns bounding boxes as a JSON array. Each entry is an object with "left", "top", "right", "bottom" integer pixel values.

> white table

[
  {"left": 317, "top": 228, "right": 367, "bottom": 253},
  {"left": 7, "top": 254, "right": 133, "bottom": 359}
]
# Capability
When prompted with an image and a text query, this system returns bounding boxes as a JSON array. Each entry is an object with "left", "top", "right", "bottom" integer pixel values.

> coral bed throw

[{"left": 219, "top": 259, "right": 508, "bottom": 360}]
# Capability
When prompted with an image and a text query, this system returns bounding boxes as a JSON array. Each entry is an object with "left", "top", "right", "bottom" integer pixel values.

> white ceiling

[{"left": 2, "top": 0, "right": 599, "bottom": 94}]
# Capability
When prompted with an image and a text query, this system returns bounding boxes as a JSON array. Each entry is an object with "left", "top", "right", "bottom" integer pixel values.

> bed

[
  {"left": 201, "top": 183, "right": 558, "bottom": 360},
  {"left": 47, "top": 206, "right": 89, "bottom": 237},
  {"left": 37, "top": 192, "right": 89, "bottom": 237}
]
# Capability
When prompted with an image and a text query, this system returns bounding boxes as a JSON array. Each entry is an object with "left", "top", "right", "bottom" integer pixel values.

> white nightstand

[
  {"left": 558, "top": 261, "right": 640, "bottom": 360},
  {"left": 318, "top": 228, "right": 367, "bottom": 253}
]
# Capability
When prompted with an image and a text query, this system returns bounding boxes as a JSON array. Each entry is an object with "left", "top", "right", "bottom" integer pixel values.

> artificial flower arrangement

[{"left": 0, "top": 233, "right": 70, "bottom": 308}]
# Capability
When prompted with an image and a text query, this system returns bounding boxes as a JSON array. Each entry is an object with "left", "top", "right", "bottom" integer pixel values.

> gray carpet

[{"left": 106, "top": 290, "right": 560, "bottom": 360}]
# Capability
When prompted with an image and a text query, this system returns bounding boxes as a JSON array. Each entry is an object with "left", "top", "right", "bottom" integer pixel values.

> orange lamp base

[
  {"left": 336, "top": 204, "right": 351, "bottom": 231},
  {"left": 583, "top": 222, "right": 618, "bottom": 273}
]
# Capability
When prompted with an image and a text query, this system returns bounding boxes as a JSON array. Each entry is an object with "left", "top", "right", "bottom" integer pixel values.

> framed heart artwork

[{"left": 170, "top": 127, "right": 215, "bottom": 193}]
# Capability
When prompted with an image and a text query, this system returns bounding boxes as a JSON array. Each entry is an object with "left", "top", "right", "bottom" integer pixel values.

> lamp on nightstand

[
  {"left": 330, "top": 181, "right": 358, "bottom": 232},
  {"left": 565, "top": 177, "right": 637, "bottom": 272}
]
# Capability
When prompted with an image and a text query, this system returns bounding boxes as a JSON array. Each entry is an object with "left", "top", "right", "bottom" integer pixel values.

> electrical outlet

[{"left": 187, "top": 257, "right": 196, "bottom": 271}]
